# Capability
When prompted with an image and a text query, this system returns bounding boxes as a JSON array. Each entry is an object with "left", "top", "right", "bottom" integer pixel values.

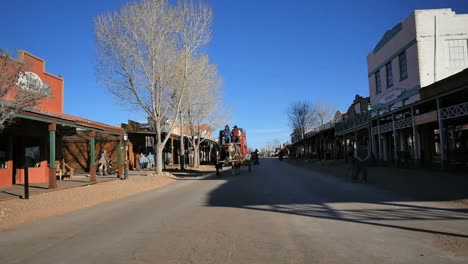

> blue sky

[{"left": 1, "top": 0, "right": 467, "bottom": 149}]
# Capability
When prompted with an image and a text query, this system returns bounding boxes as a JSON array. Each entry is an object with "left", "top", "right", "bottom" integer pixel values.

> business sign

[
  {"left": 379, "top": 88, "right": 404, "bottom": 105},
  {"left": 415, "top": 110, "right": 437, "bottom": 125},
  {"left": 57, "top": 126, "right": 77, "bottom": 136},
  {"left": 16, "top": 71, "right": 50, "bottom": 95}
]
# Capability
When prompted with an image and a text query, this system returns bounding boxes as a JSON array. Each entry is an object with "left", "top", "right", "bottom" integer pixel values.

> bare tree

[
  {"left": 183, "top": 56, "right": 226, "bottom": 167},
  {"left": 311, "top": 101, "right": 336, "bottom": 160},
  {"left": 287, "top": 101, "right": 314, "bottom": 141},
  {"left": 261, "top": 138, "right": 281, "bottom": 157},
  {"left": 174, "top": 0, "right": 213, "bottom": 170},
  {"left": 0, "top": 50, "right": 48, "bottom": 132},
  {"left": 311, "top": 102, "right": 335, "bottom": 127},
  {"left": 94, "top": 0, "right": 213, "bottom": 174}
]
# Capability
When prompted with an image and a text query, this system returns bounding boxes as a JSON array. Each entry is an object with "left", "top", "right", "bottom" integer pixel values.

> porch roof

[{"left": 16, "top": 108, "right": 123, "bottom": 135}]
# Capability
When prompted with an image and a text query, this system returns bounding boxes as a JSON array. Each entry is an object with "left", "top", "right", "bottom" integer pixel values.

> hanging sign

[{"left": 57, "top": 126, "right": 77, "bottom": 136}]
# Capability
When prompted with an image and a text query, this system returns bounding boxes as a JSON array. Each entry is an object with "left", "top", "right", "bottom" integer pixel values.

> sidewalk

[
  {"left": 0, "top": 165, "right": 216, "bottom": 202},
  {"left": 286, "top": 158, "right": 468, "bottom": 203}
]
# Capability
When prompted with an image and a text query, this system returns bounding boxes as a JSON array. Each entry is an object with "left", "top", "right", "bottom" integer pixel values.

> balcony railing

[{"left": 335, "top": 112, "right": 370, "bottom": 135}]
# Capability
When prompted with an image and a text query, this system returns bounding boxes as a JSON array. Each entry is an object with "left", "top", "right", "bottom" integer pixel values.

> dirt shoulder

[{"left": 0, "top": 175, "right": 177, "bottom": 230}]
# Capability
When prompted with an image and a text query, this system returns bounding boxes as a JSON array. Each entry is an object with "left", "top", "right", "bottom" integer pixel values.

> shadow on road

[{"left": 206, "top": 158, "right": 468, "bottom": 239}]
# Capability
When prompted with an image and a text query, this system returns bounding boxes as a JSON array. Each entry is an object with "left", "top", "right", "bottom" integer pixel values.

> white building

[{"left": 367, "top": 8, "right": 468, "bottom": 112}]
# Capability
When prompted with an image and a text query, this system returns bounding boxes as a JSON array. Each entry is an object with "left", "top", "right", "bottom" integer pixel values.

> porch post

[
  {"left": 118, "top": 135, "right": 124, "bottom": 177},
  {"left": 377, "top": 118, "right": 382, "bottom": 162},
  {"left": 369, "top": 126, "right": 375, "bottom": 162},
  {"left": 342, "top": 135, "right": 346, "bottom": 161},
  {"left": 171, "top": 137, "right": 174, "bottom": 167},
  {"left": 436, "top": 97, "right": 448, "bottom": 170},
  {"left": 89, "top": 130, "right": 97, "bottom": 183},
  {"left": 392, "top": 113, "right": 398, "bottom": 165},
  {"left": 411, "top": 106, "right": 421, "bottom": 167},
  {"left": 48, "top": 123, "right": 57, "bottom": 189}
]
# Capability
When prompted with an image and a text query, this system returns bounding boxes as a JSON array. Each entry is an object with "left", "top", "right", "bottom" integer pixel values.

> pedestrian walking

[
  {"left": 98, "top": 150, "right": 109, "bottom": 176},
  {"left": 352, "top": 139, "right": 370, "bottom": 183}
]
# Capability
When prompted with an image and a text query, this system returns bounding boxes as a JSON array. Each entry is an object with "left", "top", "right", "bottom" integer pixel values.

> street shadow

[
  {"left": 286, "top": 158, "right": 468, "bottom": 202},
  {"left": 0, "top": 191, "right": 22, "bottom": 198},
  {"left": 16, "top": 184, "right": 48, "bottom": 190},
  {"left": 206, "top": 159, "right": 468, "bottom": 239}
]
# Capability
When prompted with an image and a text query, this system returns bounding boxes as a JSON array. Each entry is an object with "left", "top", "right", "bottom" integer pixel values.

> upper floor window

[
  {"left": 385, "top": 62, "right": 393, "bottom": 88},
  {"left": 375, "top": 70, "right": 381, "bottom": 94},
  {"left": 448, "top": 39, "right": 467, "bottom": 67},
  {"left": 398, "top": 51, "right": 407, "bottom": 80}
]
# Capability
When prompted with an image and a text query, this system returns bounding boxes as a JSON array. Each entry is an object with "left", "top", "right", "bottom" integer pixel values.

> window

[
  {"left": 448, "top": 39, "right": 467, "bottom": 67},
  {"left": 386, "top": 62, "right": 393, "bottom": 88},
  {"left": 375, "top": 70, "right": 381, "bottom": 94},
  {"left": 399, "top": 51, "right": 407, "bottom": 80},
  {"left": 25, "top": 146, "right": 40, "bottom": 167}
]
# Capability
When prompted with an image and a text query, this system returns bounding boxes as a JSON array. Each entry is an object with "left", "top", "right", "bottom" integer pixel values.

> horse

[{"left": 227, "top": 143, "right": 242, "bottom": 175}]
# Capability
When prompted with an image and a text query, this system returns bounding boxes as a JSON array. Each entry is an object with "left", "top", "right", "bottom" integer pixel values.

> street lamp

[{"left": 123, "top": 132, "right": 129, "bottom": 180}]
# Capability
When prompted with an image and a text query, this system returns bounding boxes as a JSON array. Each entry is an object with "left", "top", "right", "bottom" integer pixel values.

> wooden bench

[{"left": 55, "top": 160, "right": 74, "bottom": 180}]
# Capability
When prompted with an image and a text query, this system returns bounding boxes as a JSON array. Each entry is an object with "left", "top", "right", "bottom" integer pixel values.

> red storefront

[{"left": 0, "top": 51, "right": 124, "bottom": 188}]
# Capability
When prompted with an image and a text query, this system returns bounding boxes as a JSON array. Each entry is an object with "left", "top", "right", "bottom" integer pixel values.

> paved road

[{"left": 1, "top": 159, "right": 467, "bottom": 264}]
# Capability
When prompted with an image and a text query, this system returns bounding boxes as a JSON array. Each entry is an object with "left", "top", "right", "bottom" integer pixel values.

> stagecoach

[{"left": 215, "top": 127, "right": 252, "bottom": 176}]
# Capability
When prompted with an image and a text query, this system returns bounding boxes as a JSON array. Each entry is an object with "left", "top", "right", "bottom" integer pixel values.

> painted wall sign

[{"left": 16, "top": 71, "right": 50, "bottom": 94}]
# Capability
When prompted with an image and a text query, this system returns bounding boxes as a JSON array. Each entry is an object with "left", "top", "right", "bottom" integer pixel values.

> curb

[{"left": 168, "top": 171, "right": 217, "bottom": 180}]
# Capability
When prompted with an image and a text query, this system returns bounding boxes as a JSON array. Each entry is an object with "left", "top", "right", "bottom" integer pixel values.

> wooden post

[
  {"left": 118, "top": 135, "right": 124, "bottom": 177},
  {"left": 411, "top": 106, "right": 421, "bottom": 167},
  {"left": 437, "top": 97, "right": 447, "bottom": 170},
  {"left": 392, "top": 113, "right": 398, "bottom": 166},
  {"left": 48, "top": 123, "right": 57, "bottom": 189},
  {"left": 89, "top": 130, "right": 97, "bottom": 183}
]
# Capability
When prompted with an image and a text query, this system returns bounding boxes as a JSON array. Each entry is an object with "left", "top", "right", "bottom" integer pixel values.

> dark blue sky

[{"left": 1, "top": 0, "right": 467, "bottom": 149}]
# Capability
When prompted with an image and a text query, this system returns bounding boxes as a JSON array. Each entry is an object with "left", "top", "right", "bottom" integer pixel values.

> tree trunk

[
  {"left": 155, "top": 145, "right": 163, "bottom": 174},
  {"left": 180, "top": 113, "right": 185, "bottom": 170},
  {"left": 193, "top": 145, "right": 200, "bottom": 168}
]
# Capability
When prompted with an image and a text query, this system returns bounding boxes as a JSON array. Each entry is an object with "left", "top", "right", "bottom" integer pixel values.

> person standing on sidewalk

[
  {"left": 139, "top": 153, "right": 147, "bottom": 171},
  {"left": 353, "top": 139, "right": 370, "bottom": 183}
]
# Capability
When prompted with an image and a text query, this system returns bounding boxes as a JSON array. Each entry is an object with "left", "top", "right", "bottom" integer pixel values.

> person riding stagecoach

[
  {"left": 231, "top": 125, "right": 241, "bottom": 143},
  {"left": 221, "top": 125, "right": 231, "bottom": 144}
]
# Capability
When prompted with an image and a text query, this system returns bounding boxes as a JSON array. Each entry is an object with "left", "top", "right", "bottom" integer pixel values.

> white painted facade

[{"left": 367, "top": 8, "right": 468, "bottom": 110}]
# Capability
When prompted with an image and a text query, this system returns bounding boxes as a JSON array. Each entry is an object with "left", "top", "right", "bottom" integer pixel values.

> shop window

[
  {"left": 0, "top": 150, "right": 7, "bottom": 168},
  {"left": 25, "top": 146, "right": 41, "bottom": 167},
  {"left": 434, "top": 129, "right": 440, "bottom": 155}
]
